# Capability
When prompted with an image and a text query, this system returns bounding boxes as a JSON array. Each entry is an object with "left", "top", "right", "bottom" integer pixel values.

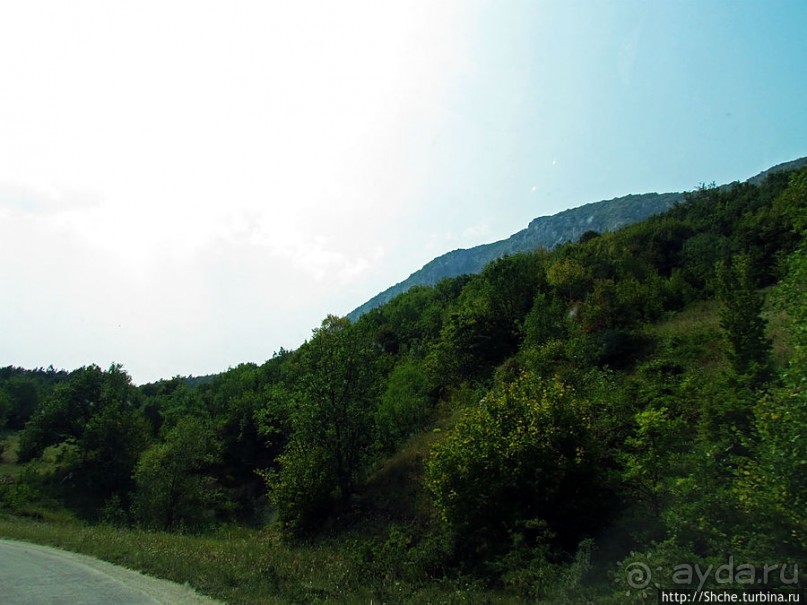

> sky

[{"left": 1, "top": 1, "right": 806, "bottom": 384}]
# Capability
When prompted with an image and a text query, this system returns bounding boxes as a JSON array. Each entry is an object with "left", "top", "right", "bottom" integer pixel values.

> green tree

[
  {"left": 522, "top": 291, "right": 567, "bottom": 349},
  {"left": 737, "top": 218, "right": 807, "bottom": 557},
  {"left": 546, "top": 257, "right": 592, "bottom": 302},
  {"left": 426, "top": 372, "right": 601, "bottom": 551},
  {"left": 66, "top": 404, "right": 150, "bottom": 514},
  {"left": 140, "top": 376, "right": 207, "bottom": 436},
  {"left": 360, "top": 284, "right": 446, "bottom": 355},
  {"left": 17, "top": 367, "right": 95, "bottom": 462},
  {"left": 481, "top": 253, "right": 546, "bottom": 336},
  {"left": 132, "top": 416, "right": 224, "bottom": 530},
  {"left": 267, "top": 316, "right": 380, "bottom": 532},
  {"left": 428, "top": 298, "right": 497, "bottom": 385},
  {"left": 17, "top": 364, "right": 134, "bottom": 462},
  {"left": 427, "top": 256, "right": 545, "bottom": 387},
  {"left": 0, "top": 368, "right": 64, "bottom": 430},
  {"left": 301, "top": 316, "right": 378, "bottom": 498},
  {"left": 261, "top": 439, "right": 335, "bottom": 534},
  {"left": 621, "top": 407, "right": 686, "bottom": 519},
  {"left": 716, "top": 254, "right": 773, "bottom": 387},
  {"left": 681, "top": 233, "right": 731, "bottom": 292},
  {"left": 10, "top": 365, "right": 147, "bottom": 517},
  {"left": 374, "top": 356, "right": 432, "bottom": 452},
  {"left": 0, "top": 389, "right": 10, "bottom": 428}
]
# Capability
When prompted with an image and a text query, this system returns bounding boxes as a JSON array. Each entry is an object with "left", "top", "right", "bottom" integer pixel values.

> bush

[{"left": 426, "top": 372, "right": 600, "bottom": 554}]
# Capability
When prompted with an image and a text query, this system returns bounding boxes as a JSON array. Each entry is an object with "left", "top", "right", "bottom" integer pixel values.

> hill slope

[
  {"left": 348, "top": 156, "right": 807, "bottom": 321},
  {"left": 349, "top": 192, "right": 681, "bottom": 320}
]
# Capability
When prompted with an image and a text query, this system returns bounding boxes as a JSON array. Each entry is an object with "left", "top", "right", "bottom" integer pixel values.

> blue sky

[
  {"left": 1, "top": 1, "right": 806, "bottom": 383},
  {"left": 431, "top": 1, "right": 807, "bottom": 223}
]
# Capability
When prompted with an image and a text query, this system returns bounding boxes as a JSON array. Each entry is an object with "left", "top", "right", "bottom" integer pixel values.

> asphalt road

[{"left": 0, "top": 539, "right": 223, "bottom": 605}]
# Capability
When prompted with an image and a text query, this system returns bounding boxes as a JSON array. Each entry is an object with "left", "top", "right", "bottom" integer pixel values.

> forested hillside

[
  {"left": 348, "top": 156, "right": 807, "bottom": 320},
  {"left": 2, "top": 166, "right": 806, "bottom": 603},
  {"left": 347, "top": 191, "right": 685, "bottom": 320}
]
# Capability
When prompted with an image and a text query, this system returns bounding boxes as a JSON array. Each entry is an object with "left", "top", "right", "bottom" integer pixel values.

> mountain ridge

[{"left": 347, "top": 157, "right": 807, "bottom": 321}]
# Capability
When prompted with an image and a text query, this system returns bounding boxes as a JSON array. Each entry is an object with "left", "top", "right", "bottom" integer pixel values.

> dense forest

[{"left": 2, "top": 166, "right": 806, "bottom": 602}]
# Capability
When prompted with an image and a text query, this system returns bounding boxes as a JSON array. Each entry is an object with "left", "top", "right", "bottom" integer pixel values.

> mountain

[
  {"left": 347, "top": 157, "right": 807, "bottom": 321},
  {"left": 745, "top": 156, "right": 807, "bottom": 185},
  {"left": 347, "top": 192, "right": 682, "bottom": 320}
]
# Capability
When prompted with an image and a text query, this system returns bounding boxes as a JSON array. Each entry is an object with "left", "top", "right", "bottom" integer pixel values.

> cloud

[
  {"left": 0, "top": 181, "right": 100, "bottom": 215},
  {"left": 221, "top": 209, "right": 384, "bottom": 284}
]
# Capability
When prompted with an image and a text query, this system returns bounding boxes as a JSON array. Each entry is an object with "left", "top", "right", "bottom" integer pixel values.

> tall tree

[
  {"left": 716, "top": 254, "right": 773, "bottom": 388},
  {"left": 267, "top": 316, "right": 380, "bottom": 532},
  {"left": 132, "top": 416, "right": 223, "bottom": 530}
]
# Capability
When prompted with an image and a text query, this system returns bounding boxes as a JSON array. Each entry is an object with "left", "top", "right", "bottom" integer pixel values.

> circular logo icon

[{"left": 626, "top": 562, "right": 652, "bottom": 589}]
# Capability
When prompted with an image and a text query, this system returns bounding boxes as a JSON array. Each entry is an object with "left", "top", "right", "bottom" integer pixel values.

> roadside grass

[{"left": 0, "top": 514, "right": 520, "bottom": 604}]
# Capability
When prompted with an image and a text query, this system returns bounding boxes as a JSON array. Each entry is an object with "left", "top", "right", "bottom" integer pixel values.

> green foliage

[
  {"left": 265, "top": 316, "right": 381, "bottom": 532},
  {"left": 621, "top": 407, "right": 687, "bottom": 519},
  {"left": 65, "top": 404, "right": 150, "bottom": 514},
  {"left": 739, "top": 385, "right": 807, "bottom": 556},
  {"left": 17, "top": 364, "right": 133, "bottom": 462},
  {"left": 735, "top": 225, "right": 807, "bottom": 557},
  {"left": 132, "top": 416, "right": 226, "bottom": 531},
  {"left": 426, "top": 372, "right": 601, "bottom": 553},
  {"left": 253, "top": 385, "right": 294, "bottom": 453},
  {"left": 374, "top": 356, "right": 432, "bottom": 452},
  {"left": 716, "top": 254, "right": 773, "bottom": 387},
  {"left": 0, "top": 389, "right": 10, "bottom": 429},
  {"left": 11, "top": 364, "right": 150, "bottom": 518},
  {"left": 546, "top": 256, "right": 592, "bottom": 301},
  {"left": 480, "top": 254, "right": 546, "bottom": 330},
  {"left": 428, "top": 301, "right": 498, "bottom": 386},
  {"left": 521, "top": 291, "right": 567, "bottom": 349},
  {"left": 681, "top": 232, "right": 731, "bottom": 291},
  {"left": 141, "top": 376, "right": 207, "bottom": 434},
  {"left": 262, "top": 441, "right": 335, "bottom": 534},
  {"left": 0, "top": 366, "right": 68, "bottom": 430},
  {"left": 661, "top": 268, "right": 696, "bottom": 309},
  {"left": 204, "top": 363, "right": 289, "bottom": 521},
  {"left": 300, "top": 316, "right": 379, "bottom": 497},
  {"left": 360, "top": 285, "right": 446, "bottom": 355},
  {"left": 581, "top": 278, "right": 621, "bottom": 331},
  {"left": 4, "top": 377, "right": 43, "bottom": 435}
]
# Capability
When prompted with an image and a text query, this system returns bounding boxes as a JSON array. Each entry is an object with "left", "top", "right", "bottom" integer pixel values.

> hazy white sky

[{"left": 2, "top": 1, "right": 806, "bottom": 383}]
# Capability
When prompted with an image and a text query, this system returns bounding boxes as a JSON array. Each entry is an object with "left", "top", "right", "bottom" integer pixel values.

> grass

[
  {"left": 763, "top": 299, "right": 795, "bottom": 368},
  {"left": 650, "top": 292, "right": 793, "bottom": 373},
  {"left": 0, "top": 432, "right": 21, "bottom": 479},
  {"left": 361, "top": 430, "right": 440, "bottom": 526},
  {"left": 651, "top": 299, "right": 724, "bottom": 367},
  {"left": 0, "top": 514, "right": 520, "bottom": 605}
]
